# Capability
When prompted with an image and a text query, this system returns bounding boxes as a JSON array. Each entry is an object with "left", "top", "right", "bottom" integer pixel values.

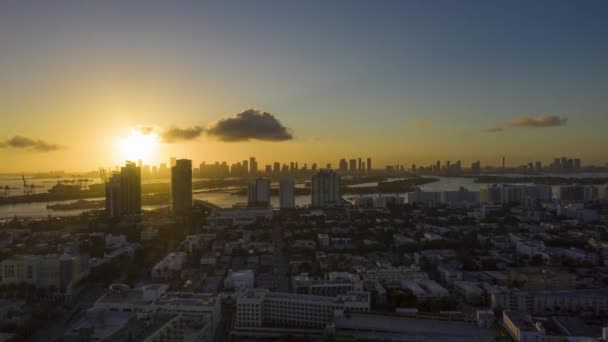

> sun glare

[{"left": 119, "top": 129, "right": 159, "bottom": 163}]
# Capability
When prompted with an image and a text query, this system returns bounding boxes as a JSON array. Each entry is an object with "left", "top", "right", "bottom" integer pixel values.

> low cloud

[
  {"left": 510, "top": 115, "right": 567, "bottom": 128},
  {"left": 161, "top": 126, "right": 204, "bottom": 143},
  {"left": 486, "top": 115, "right": 567, "bottom": 133},
  {"left": 485, "top": 127, "right": 504, "bottom": 133},
  {"left": 408, "top": 119, "right": 432, "bottom": 129},
  {"left": 206, "top": 109, "right": 293, "bottom": 142},
  {"left": 0, "top": 135, "right": 63, "bottom": 152}
]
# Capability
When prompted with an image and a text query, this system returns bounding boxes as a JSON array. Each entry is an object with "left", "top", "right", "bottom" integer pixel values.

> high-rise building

[
  {"left": 471, "top": 161, "right": 481, "bottom": 174},
  {"left": 171, "top": 159, "right": 192, "bottom": 216},
  {"left": 349, "top": 159, "right": 357, "bottom": 173},
  {"left": 170, "top": 157, "right": 177, "bottom": 168},
  {"left": 279, "top": 179, "right": 295, "bottom": 209},
  {"left": 339, "top": 159, "right": 348, "bottom": 173},
  {"left": 367, "top": 157, "right": 371, "bottom": 173},
  {"left": 311, "top": 170, "right": 341, "bottom": 208},
  {"left": 273, "top": 162, "right": 281, "bottom": 174},
  {"left": 248, "top": 178, "right": 271, "bottom": 207},
  {"left": 574, "top": 158, "right": 581, "bottom": 170},
  {"left": 358, "top": 158, "right": 362, "bottom": 172},
  {"left": 105, "top": 161, "right": 141, "bottom": 218},
  {"left": 249, "top": 157, "right": 258, "bottom": 176}
]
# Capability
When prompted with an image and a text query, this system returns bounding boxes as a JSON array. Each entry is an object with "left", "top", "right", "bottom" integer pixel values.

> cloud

[
  {"left": 206, "top": 109, "right": 293, "bottom": 142},
  {"left": 408, "top": 119, "right": 432, "bottom": 129},
  {"left": 0, "top": 135, "right": 63, "bottom": 152},
  {"left": 486, "top": 114, "right": 567, "bottom": 133},
  {"left": 161, "top": 126, "right": 204, "bottom": 143},
  {"left": 485, "top": 127, "right": 504, "bottom": 133},
  {"left": 510, "top": 115, "right": 568, "bottom": 128}
]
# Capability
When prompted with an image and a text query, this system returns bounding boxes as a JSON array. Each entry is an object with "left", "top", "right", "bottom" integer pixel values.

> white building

[
  {"left": 360, "top": 266, "right": 428, "bottom": 287},
  {"left": 502, "top": 310, "right": 545, "bottom": 342},
  {"left": 491, "top": 288, "right": 608, "bottom": 315},
  {"left": 236, "top": 289, "right": 370, "bottom": 329},
  {"left": 1, "top": 253, "right": 90, "bottom": 291},
  {"left": 400, "top": 280, "right": 449, "bottom": 299},
  {"left": 224, "top": 270, "right": 255, "bottom": 291},
  {"left": 207, "top": 207, "right": 273, "bottom": 227},
  {"left": 279, "top": 179, "right": 295, "bottom": 209},
  {"left": 292, "top": 272, "right": 363, "bottom": 297},
  {"left": 93, "top": 284, "right": 220, "bottom": 341},
  {"left": 151, "top": 252, "right": 186, "bottom": 279},
  {"left": 453, "top": 281, "right": 484, "bottom": 304},
  {"left": 481, "top": 184, "right": 552, "bottom": 205}
]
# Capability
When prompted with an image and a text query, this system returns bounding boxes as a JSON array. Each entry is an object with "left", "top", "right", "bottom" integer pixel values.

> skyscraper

[
  {"left": 105, "top": 161, "right": 141, "bottom": 218},
  {"left": 279, "top": 179, "right": 295, "bottom": 209},
  {"left": 339, "top": 159, "right": 348, "bottom": 174},
  {"left": 171, "top": 159, "right": 192, "bottom": 216},
  {"left": 248, "top": 178, "right": 270, "bottom": 207},
  {"left": 311, "top": 170, "right": 341, "bottom": 208},
  {"left": 349, "top": 159, "right": 357, "bottom": 173},
  {"left": 367, "top": 157, "right": 371, "bottom": 173},
  {"left": 249, "top": 157, "right": 258, "bottom": 176}
]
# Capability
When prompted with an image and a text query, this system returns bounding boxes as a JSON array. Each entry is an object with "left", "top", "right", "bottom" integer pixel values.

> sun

[{"left": 118, "top": 129, "right": 159, "bottom": 163}]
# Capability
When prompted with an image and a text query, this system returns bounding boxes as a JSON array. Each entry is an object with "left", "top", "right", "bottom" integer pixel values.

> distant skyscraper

[
  {"left": 279, "top": 179, "right": 295, "bottom": 209},
  {"left": 170, "top": 157, "right": 177, "bottom": 168},
  {"left": 574, "top": 158, "right": 581, "bottom": 170},
  {"left": 249, "top": 157, "right": 258, "bottom": 176},
  {"left": 339, "top": 159, "right": 348, "bottom": 173},
  {"left": 349, "top": 159, "right": 357, "bottom": 173},
  {"left": 171, "top": 159, "right": 192, "bottom": 216},
  {"left": 358, "top": 158, "right": 362, "bottom": 172},
  {"left": 105, "top": 161, "right": 141, "bottom": 218},
  {"left": 367, "top": 157, "right": 371, "bottom": 173},
  {"left": 248, "top": 178, "right": 270, "bottom": 207},
  {"left": 311, "top": 170, "right": 341, "bottom": 208},
  {"left": 471, "top": 161, "right": 481, "bottom": 174}
]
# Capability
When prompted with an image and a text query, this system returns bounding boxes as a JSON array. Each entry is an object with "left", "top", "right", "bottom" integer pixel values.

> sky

[{"left": 1, "top": 0, "right": 607, "bottom": 172}]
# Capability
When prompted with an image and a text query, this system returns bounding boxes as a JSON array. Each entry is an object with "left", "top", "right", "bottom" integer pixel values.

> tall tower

[
  {"left": 171, "top": 159, "right": 193, "bottom": 216},
  {"left": 279, "top": 179, "right": 295, "bottom": 209},
  {"left": 106, "top": 161, "right": 141, "bottom": 218}
]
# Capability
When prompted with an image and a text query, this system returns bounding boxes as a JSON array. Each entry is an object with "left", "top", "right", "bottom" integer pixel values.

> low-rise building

[{"left": 235, "top": 289, "right": 370, "bottom": 329}]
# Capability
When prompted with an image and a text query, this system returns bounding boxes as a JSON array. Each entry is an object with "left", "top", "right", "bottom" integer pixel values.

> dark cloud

[
  {"left": 206, "top": 109, "right": 293, "bottom": 142},
  {"left": 0, "top": 135, "right": 63, "bottom": 152},
  {"left": 161, "top": 126, "right": 204, "bottom": 143},
  {"left": 486, "top": 115, "right": 567, "bottom": 133},
  {"left": 510, "top": 115, "right": 568, "bottom": 128}
]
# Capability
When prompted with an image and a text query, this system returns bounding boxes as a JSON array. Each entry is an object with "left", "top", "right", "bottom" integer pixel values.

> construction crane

[{"left": 22, "top": 175, "right": 44, "bottom": 195}]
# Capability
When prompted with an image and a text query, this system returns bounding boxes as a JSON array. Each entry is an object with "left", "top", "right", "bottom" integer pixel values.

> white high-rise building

[
  {"left": 311, "top": 170, "right": 341, "bottom": 208},
  {"left": 279, "top": 179, "right": 295, "bottom": 209},
  {"left": 248, "top": 178, "right": 270, "bottom": 207}
]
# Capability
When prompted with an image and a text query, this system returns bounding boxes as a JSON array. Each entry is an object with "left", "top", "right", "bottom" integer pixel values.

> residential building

[
  {"left": 311, "top": 170, "right": 341, "bottom": 208},
  {"left": 279, "top": 179, "right": 295, "bottom": 209},
  {"left": 171, "top": 159, "right": 192, "bottom": 216}
]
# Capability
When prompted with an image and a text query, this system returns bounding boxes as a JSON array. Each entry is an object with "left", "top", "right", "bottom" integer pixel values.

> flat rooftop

[{"left": 334, "top": 313, "right": 497, "bottom": 341}]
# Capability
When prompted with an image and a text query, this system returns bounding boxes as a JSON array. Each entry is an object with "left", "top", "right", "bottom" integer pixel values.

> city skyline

[{"left": 1, "top": 1, "right": 608, "bottom": 172}]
